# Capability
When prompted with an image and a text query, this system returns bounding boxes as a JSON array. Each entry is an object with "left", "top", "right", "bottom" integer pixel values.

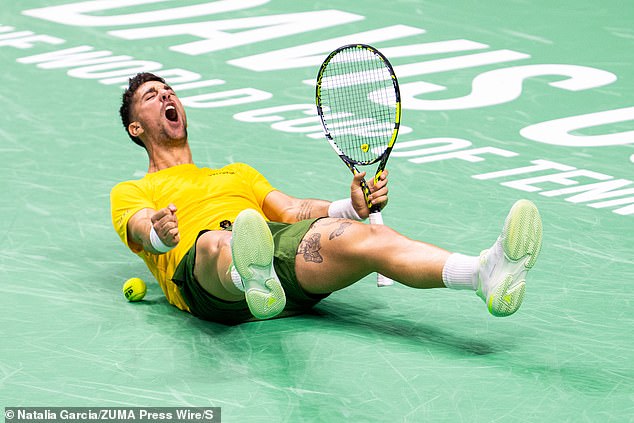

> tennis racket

[{"left": 315, "top": 44, "right": 401, "bottom": 287}]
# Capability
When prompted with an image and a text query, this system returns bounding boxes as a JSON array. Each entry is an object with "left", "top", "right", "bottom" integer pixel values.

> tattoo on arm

[
  {"left": 295, "top": 200, "right": 314, "bottom": 221},
  {"left": 297, "top": 233, "right": 323, "bottom": 263},
  {"left": 329, "top": 222, "right": 352, "bottom": 240}
]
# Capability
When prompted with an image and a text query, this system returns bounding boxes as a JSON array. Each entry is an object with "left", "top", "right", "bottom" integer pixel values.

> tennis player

[{"left": 110, "top": 72, "right": 543, "bottom": 324}]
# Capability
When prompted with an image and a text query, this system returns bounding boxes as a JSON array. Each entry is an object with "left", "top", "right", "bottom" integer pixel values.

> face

[{"left": 128, "top": 80, "right": 188, "bottom": 146}]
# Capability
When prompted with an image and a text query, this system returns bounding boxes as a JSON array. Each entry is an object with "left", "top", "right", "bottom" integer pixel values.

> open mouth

[{"left": 165, "top": 105, "right": 178, "bottom": 122}]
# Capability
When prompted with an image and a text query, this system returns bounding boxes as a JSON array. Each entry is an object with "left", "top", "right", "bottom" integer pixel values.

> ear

[{"left": 128, "top": 121, "right": 144, "bottom": 138}]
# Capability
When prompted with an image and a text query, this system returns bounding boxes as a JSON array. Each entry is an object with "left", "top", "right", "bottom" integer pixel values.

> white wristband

[
  {"left": 328, "top": 198, "right": 362, "bottom": 221},
  {"left": 149, "top": 226, "right": 173, "bottom": 253}
]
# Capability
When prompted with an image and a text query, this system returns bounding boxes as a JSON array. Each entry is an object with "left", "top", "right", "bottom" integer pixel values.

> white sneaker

[
  {"left": 231, "top": 209, "right": 286, "bottom": 320},
  {"left": 477, "top": 200, "right": 542, "bottom": 317}
]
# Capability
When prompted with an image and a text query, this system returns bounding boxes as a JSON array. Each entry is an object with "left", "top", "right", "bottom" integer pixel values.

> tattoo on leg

[
  {"left": 329, "top": 222, "right": 352, "bottom": 240},
  {"left": 297, "top": 233, "right": 323, "bottom": 263}
]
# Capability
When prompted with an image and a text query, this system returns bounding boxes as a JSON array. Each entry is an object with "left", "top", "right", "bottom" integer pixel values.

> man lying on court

[{"left": 110, "top": 72, "right": 543, "bottom": 324}]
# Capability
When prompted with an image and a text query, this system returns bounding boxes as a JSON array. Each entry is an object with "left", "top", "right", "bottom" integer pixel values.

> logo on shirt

[{"left": 208, "top": 170, "right": 236, "bottom": 177}]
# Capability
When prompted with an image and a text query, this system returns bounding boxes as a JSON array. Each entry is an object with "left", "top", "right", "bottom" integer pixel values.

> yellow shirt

[{"left": 110, "top": 163, "right": 276, "bottom": 311}]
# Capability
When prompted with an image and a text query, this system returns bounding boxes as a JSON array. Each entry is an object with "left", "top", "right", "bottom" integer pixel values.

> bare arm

[
  {"left": 262, "top": 191, "right": 330, "bottom": 223},
  {"left": 262, "top": 170, "right": 389, "bottom": 223},
  {"left": 127, "top": 204, "right": 180, "bottom": 254}
]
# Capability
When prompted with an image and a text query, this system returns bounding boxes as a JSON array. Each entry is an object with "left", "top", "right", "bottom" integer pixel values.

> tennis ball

[
  {"left": 361, "top": 143, "right": 370, "bottom": 152},
  {"left": 122, "top": 277, "right": 146, "bottom": 302}
]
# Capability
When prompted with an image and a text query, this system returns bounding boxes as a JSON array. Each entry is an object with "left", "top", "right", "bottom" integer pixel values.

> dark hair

[{"left": 119, "top": 72, "right": 166, "bottom": 148}]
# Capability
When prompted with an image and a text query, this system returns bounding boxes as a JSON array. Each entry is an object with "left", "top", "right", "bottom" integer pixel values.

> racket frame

[{"left": 316, "top": 43, "right": 401, "bottom": 286}]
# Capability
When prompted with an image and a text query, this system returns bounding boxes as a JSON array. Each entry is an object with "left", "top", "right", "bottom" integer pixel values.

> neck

[{"left": 146, "top": 143, "right": 193, "bottom": 172}]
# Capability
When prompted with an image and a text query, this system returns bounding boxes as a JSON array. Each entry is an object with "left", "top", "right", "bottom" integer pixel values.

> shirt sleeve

[
  {"left": 110, "top": 181, "right": 155, "bottom": 253},
  {"left": 235, "top": 163, "right": 276, "bottom": 207}
]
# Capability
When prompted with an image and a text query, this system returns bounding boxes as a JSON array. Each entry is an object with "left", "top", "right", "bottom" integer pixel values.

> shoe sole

[
  {"left": 488, "top": 200, "right": 542, "bottom": 317},
  {"left": 231, "top": 209, "right": 286, "bottom": 320}
]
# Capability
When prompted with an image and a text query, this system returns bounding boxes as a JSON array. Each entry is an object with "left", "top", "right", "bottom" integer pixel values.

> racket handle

[
  {"left": 368, "top": 211, "right": 384, "bottom": 225},
  {"left": 376, "top": 273, "right": 394, "bottom": 287},
  {"left": 369, "top": 212, "right": 395, "bottom": 287}
]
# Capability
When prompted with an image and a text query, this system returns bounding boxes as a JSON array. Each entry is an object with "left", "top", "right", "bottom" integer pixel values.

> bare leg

[
  {"left": 295, "top": 218, "right": 451, "bottom": 295},
  {"left": 193, "top": 230, "right": 244, "bottom": 302}
]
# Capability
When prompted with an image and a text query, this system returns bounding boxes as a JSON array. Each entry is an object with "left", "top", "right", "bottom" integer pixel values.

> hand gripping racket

[{"left": 316, "top": 44, "right": 401, "bottom": 287}]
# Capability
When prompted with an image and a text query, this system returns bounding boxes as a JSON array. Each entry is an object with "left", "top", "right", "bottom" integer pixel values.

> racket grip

[
  {"left": 368, "top": 212, "right": 395, "bottom": 287},
  {"left": 368, "top": 211, "right": 383, "bottom": 225},
  {"left": 377, "top": 273, "right": 394, "bottom": 287}
]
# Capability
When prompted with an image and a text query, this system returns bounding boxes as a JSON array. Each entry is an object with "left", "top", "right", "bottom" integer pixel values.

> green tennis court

[{"left": 2, "top": 1, "right": 633, "bottom": 421}]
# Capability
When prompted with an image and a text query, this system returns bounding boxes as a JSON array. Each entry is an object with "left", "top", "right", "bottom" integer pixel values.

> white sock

[
  {"left": 442, "top": 253, "right": 479, "bottom": 290},
  {"left": 229, "top": 265, "right": 245, "bottom": 292}
]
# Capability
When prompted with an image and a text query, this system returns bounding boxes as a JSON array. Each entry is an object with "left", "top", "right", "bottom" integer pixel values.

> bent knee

[
  {"left": 196, "top": 230, "right": 232, "bottom": 260},
  {"left": 356, "top": 222, "right": 397, "bottom": 249}
]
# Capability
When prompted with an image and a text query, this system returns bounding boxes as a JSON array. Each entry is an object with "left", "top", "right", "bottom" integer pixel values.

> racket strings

[{"left": 319, "top": 47, "right": 397, "bottom": 163}]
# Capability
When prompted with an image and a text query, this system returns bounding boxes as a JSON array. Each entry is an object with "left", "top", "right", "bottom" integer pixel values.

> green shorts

[{"left": 171, "top": 219, "right": 329, "bottom": 324}]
